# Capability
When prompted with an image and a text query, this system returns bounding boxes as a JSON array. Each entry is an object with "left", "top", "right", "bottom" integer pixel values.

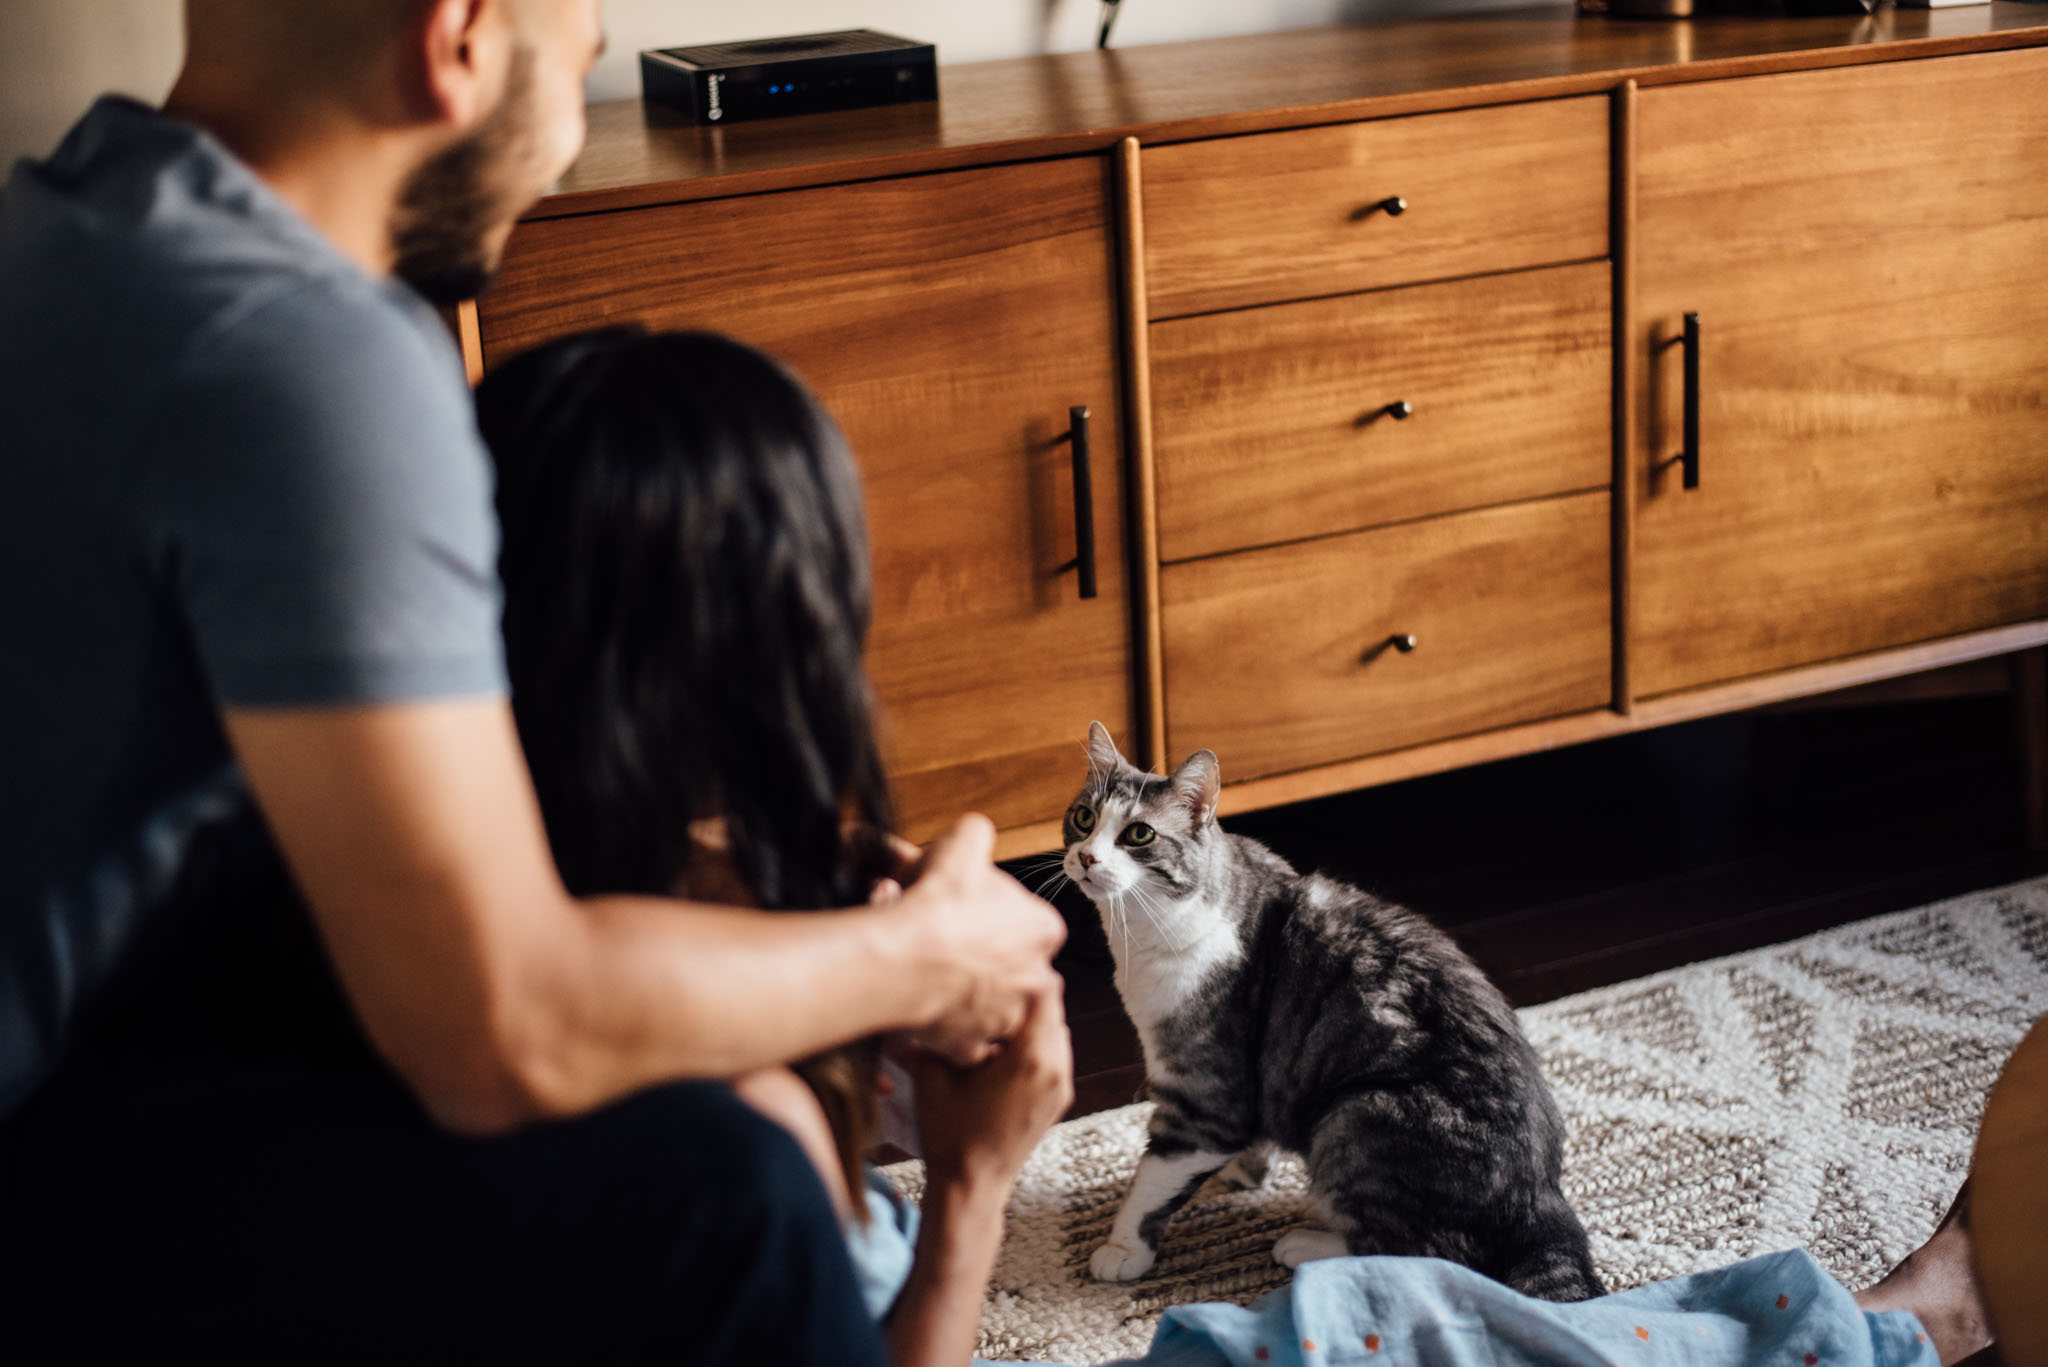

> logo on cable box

[{"left": 706, "top": 72, "right": 724, "bottom": 120}]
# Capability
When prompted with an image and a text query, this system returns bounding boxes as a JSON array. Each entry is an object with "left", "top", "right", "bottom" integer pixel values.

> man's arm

[{"left": 224, "top": 698, "right": 1066, "bottom": 1136}]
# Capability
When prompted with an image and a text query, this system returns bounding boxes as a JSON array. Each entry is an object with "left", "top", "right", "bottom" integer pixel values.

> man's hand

[{"left": 891, "top": 815, "right": 1067, "bottom": 1065}]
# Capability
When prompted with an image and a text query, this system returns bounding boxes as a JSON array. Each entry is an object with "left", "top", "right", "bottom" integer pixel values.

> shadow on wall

[{"left": 0, "top": 0, "right": 183, "bottom": 168}]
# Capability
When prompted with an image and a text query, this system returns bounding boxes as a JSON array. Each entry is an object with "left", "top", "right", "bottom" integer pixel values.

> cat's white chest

[{"left": 1108, "top": 906, "right": 1239, "bottom": 1077}]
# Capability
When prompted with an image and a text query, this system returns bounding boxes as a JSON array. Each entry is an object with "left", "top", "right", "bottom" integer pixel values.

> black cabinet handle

[
  {"left": 1061, "top": 405, "right": 1098, "bottom": 600},
  {"left": 1352, "top": 195, "right": 1408, "bottom": 222},
  {"left": 1680, "top": 311, "right": 1701, "bottom": 490}
]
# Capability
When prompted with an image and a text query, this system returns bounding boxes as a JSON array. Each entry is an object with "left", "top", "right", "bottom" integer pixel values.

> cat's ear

[
  {"left": 1169, "top": 749, "right": 1221, "bottom": 825},
  {"left": 1086, "top": 721, "right": 1126, "bottom": 777}
]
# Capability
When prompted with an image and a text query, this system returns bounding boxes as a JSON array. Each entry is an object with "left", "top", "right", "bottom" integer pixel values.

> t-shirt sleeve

[{"left": 141, "top": 278, "right": 508, "bottom": 708}]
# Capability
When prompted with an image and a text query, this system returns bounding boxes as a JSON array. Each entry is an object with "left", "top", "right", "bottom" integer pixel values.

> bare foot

[{"left": 1854, "top": 1182, "right": 1993, "bottom": 1367}]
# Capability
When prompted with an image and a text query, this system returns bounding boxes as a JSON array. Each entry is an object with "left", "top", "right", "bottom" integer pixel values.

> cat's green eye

[
  {"left": 1120, "top": 823, "right": 1156, "bottom": 847},
  {"left": 1071, "top": 804, "right": 1096, "bottom": 833}
]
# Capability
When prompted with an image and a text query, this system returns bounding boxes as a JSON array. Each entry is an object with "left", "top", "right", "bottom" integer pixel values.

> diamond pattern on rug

[
  {"left": 1549, "top": 979, "right": 1710, "bottom": 1061},
  {"left": 1859, "top": 914, "right": 2000, "bottom": 978},
  {"left": 1725, "top": 967, "right": 1819, "bottom": 1093},
  {"left": 1806, "top": 1160, "right": 1889, "bottom": 1284},
  {"left": 1539, "top": 1049, "right": 1734, "bottom": 1109},
  {"left": 1996, "top": 888, "right": 2048, "bottom": 969},
  {"left": 883, "top": 876, "right": 2048, "bottom": 1365},
  {"left": 1842, "top": 1020, "right": 2009, "bottom": 1132},
  {"left": 1562, "top": 1117, "right": 1777, "bottom": 1256}
]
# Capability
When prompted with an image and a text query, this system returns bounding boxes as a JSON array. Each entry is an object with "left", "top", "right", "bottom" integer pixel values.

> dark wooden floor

[{"left": 1013, "top": 687, "right": 2048, "bottom": 1122}]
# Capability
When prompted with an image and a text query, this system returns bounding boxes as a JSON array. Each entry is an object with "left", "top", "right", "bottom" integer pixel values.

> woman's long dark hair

[{"left": 476, "top": 328, "right": 895, "bottom": 1205}]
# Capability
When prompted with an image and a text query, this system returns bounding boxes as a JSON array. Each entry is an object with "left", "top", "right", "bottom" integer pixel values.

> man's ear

[
  {"left": 1169, "top": 750, "right": 1221, "bottom": 826},
  {"left": 1086, "top": 721, "right": 1126, "bottom": 778},
  {"left": 412, "top": 0, "right": 510, "bottom": 128}
]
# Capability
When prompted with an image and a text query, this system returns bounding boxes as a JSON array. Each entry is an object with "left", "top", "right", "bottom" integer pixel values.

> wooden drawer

[
  {"left": 1161, "top": 493, "right": 1610, "bottom": 781},
  {"left": 1153, "top": 262, "right": 1611, "bottom": 562},
  {"left": 1143, "top": 97, "right": 1609, "bottom": 319}
]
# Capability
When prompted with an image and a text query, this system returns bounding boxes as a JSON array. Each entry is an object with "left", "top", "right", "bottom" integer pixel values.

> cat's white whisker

[{"left": 1110, "top": 890, "right": 1131, "bottom": 964}]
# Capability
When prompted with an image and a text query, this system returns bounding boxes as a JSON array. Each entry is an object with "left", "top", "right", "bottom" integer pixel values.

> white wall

[
  {"left": 1, "top": 0, "right": 1511, "bottom": 167},
  {"left": 0, "top": 1, "right": 185, "bottom": 169}
]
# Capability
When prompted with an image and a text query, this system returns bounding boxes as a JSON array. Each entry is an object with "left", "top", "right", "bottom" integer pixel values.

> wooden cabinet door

[
  {"left": 478, "top": 159, "right": 1131, "bottom": 840},
  {"left": 1633, "top": 51, "right": 2048, "bottom": 698}
]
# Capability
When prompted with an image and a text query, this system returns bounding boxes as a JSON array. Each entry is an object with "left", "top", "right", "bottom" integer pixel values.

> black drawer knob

[
  {"left": 1361, "top": 632, "right": 1420, "bottom": 664},
  {"left": 1352, "top": 195, "right": 1408, "bottom": 222},
  {"left": 1357, "top": 399, "right": 1415, "bottom": 428}
]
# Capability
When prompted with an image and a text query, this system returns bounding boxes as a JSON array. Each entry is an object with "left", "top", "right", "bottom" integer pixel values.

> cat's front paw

[
  {"left": 1089, "top": 1238, "right": 1157, "bottom": 1282},
  {"left": 1216, "top": 1152, "right": 1270, "bottom": 1191},
  {"left": 1272, "top": 1228, "right": 1348, "bottom": 1269}
]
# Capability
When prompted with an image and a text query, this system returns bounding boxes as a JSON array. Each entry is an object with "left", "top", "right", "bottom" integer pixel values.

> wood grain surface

[
  {"left": 1116, "top": 138, "right": 1170, "bottom": 774},
  {"left": 1631, "top": 47, "right": 2048, "bottom": 698},
  {"left": 1142, "top": 96, "right": 1609, "bottom": 319},
  {"left": 531, "top": 5, "right": 2048, "bottom": 219},
  {"left": 1206, "top": 618, "right": 2048, "bottom": 826},
  {"left": 1152, "top": 262, "right": 1612, "bottom": 561},
  {"left": 479, "top": 158, "right": 1135, "bottom": 839},
  {"left": 1161, "top": 492, "right": 1611, "bottom": 782},
  {"left": 1610, "top": 80, "right": 1638, "bottom": 712}
]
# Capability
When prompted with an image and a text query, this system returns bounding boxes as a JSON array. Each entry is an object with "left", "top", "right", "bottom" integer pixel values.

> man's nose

[{"left": 1077, "top": 850, "right": 1098, "bottom": 869}]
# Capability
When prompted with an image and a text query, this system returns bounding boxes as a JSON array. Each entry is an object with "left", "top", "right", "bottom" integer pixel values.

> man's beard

[{"left": 390, "top": 47, "right": 542, "bottom": 306}]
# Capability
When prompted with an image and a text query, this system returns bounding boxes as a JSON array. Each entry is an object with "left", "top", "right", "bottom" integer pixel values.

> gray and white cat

[{"left": 1061, "top": 722, "right": 1601, "bottom": 1301}]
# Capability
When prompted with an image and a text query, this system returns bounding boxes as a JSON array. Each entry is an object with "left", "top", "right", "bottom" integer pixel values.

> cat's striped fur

[{"left": 1062, "top": 723, "right": 1601, "bottom": 1301}]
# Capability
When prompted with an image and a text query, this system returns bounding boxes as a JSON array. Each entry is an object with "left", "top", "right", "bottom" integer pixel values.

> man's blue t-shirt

[{"left": 0, "top": 98, "right": 509, "bottom": 1118}]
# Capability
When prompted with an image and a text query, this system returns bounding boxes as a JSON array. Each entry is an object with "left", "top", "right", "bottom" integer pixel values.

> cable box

[{"left": 639, "top": 30, "right": 937, "bottom": 126}]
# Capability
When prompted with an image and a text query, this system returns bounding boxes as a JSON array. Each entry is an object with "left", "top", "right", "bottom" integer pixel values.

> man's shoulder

[
  {"left": 180, "top": 268, "right": 467, "bottom": 418},
  {"left": 0, "top": 97, "right": 464, "bottom": 425}
]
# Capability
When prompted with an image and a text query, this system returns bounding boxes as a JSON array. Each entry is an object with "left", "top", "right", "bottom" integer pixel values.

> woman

[{"left": 477, "top": 327, "right": 1068, "bottom": 1367}]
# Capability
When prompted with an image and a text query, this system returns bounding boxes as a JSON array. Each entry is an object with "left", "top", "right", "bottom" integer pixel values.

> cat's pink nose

[{"left": 1077, "top": 850, "right": 1098, "bottom": 869}]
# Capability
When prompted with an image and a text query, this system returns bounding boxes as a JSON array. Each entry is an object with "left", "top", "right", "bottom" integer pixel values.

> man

[{"left": 0, "top": 1, "right": 1066, "bottom": 1359}]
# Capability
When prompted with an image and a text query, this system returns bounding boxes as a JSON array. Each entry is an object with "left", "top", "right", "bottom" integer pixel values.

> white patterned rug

[{"left": 883, "top": 876, "right": 2048, "bottom": 1364}]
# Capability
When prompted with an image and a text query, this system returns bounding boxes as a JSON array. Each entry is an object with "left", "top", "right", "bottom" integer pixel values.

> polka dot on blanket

[{"left": 883, "top": 877, "right": 2048, "bottom": 1364}]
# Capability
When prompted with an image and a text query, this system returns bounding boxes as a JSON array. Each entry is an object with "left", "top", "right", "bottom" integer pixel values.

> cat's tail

[{"left": 1499, "top": 1190, "right": 1605, "bottom": 1303}]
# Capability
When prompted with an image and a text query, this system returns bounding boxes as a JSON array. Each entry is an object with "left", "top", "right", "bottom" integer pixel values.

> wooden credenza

[{"left": 468, "top": 4, "right": 2048, "bottom": 854}]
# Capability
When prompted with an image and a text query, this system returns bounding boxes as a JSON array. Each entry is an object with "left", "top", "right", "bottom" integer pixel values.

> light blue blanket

[
  {"left": 1104, "top": 1247, "right": 1934, "bottom": 1367},
  {"left": 845, "top": 1171, "right": 1937, "bottom": 1367}
]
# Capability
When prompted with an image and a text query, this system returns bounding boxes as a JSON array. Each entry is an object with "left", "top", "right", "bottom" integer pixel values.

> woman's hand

[
  {"left": 884, "top": 990, "right": 1073, "bottom": 1367},
  {"left": 911, "top": 987, "right": 1074, "bottom": 1197}
]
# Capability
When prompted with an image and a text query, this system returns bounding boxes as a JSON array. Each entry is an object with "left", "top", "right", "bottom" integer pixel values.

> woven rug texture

[{"left": 882, "top": 876, "right": 2048, "bottom": 1364}]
